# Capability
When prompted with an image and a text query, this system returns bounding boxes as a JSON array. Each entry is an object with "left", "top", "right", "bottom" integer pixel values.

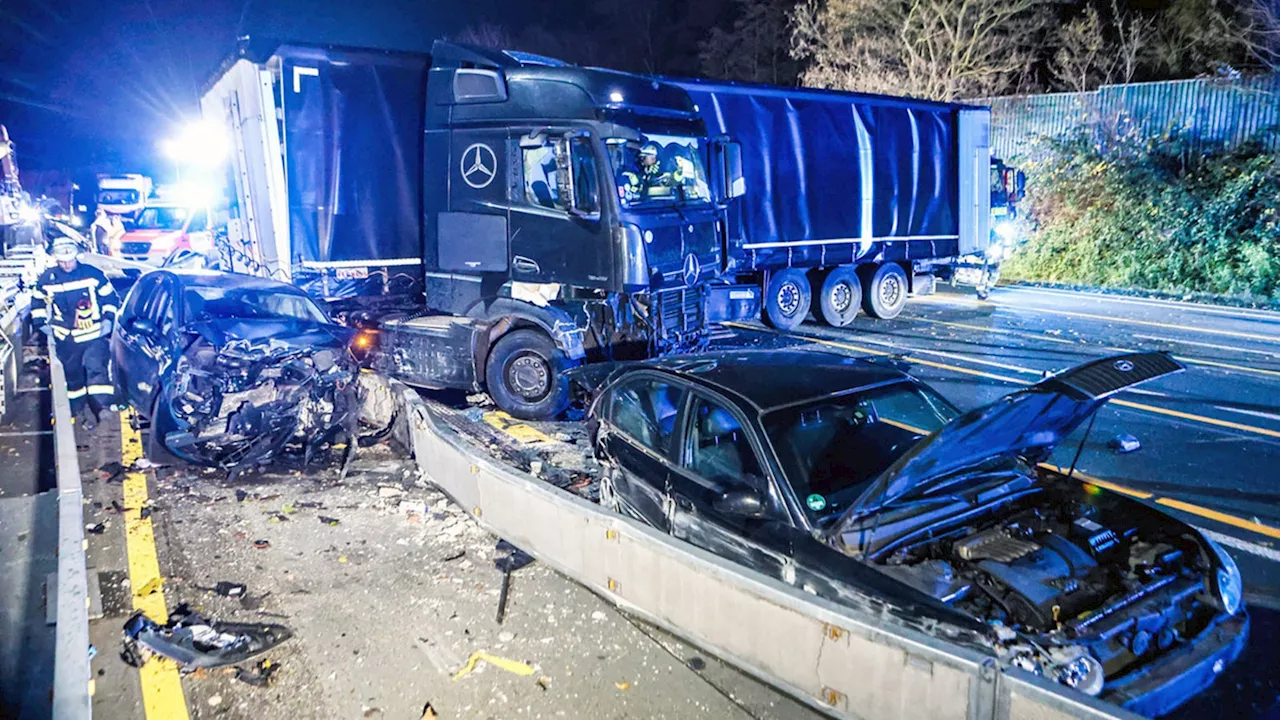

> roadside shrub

[{"left": 1003, "top": 128, "right": 1280, "bottom": 302}]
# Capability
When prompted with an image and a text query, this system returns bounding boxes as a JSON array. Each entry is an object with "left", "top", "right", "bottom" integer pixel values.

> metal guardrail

[
  {"left": 48, "top": 336, "right": 93, "bottom": 717},
  {"left": 390, "top": 380, "right": 1138, "bottom": 720}
]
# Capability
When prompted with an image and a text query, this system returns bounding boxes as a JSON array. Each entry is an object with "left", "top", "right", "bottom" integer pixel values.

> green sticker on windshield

[{"left": 806, "top": 494, "right": 827, "bottom": 512}]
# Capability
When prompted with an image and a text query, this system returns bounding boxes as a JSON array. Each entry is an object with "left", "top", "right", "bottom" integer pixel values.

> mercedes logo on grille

[
  {"left": 682, "top": 253, "right": 701, "bottom": 287},
  {"left": 460, "top": 143, "right": 497, "bottom": 189},
  {"left": 1113, "top": 359, "right": 1135, "bottom": 372}
]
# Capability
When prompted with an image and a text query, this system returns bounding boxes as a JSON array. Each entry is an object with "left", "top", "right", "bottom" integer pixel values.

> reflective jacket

[{"left": 32, "top": 263, "right": 118, "bottom": 343}]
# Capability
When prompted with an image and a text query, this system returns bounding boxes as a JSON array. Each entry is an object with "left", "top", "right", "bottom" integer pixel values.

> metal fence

[{"left": 975, "top": 74, "right": 1280, "bottom": 160}]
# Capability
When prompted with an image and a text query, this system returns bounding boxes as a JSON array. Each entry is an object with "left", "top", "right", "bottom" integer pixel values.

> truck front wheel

[
  {"left": 485, "top": 329, "right": 573, "bottom": 421},
  {"left": 763, "top": 269, "right": 811, "bottom": 331},
  {"left": 862, "top": 263, "right": 909, "bottom": 319},
  {"left": 816, "top": 267, "right": 862, "bottom": 327}
]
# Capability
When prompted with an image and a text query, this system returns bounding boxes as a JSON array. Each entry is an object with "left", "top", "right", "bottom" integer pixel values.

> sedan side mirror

[
  {"left": 130, "top": 317, "right": 159, "bottom": 338},
  {"left": 713, "top": 488, "right": 766, "bottom": 518}
]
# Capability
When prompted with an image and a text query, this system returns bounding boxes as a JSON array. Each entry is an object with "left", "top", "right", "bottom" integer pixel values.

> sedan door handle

[
  {"left": 673, "top": 496, "right": 695, "bottom": 513},
  {"left": 512, "top": 256, "right": 540, "bottom": 274}
]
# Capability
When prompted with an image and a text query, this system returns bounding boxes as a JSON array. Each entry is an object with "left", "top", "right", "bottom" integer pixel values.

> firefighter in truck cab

[{"left": 33, "top": 237, "right": 119, "bottom": 429}]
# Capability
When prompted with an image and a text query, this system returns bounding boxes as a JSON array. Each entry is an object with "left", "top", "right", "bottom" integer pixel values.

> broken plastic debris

[
  {"left": 234, "top": 659, "right": 279, "bottom": 687},
  {"left": 86, "top": 522, "right": 106, "bottom": 535},
  {"left": 377, "top": 486, "right": 404, "bottom": 499},
  {"left": 252, "top": 539, "right": 271, "bottom": 550},
  {"left": 420, "top": 703, "right": 439, "bottom": 720},
  {"left": 1108, "top": 433, "right": 1141, "bottom": 453},
  {"left": 615, "top": 681, "right": 631, "bottom": 691},
  {"left": 205, "top": 582, "right": 246, "bottom": 598},
  {"left": 450, "top": 651, "right": 535, "bottom": 681},
  {"left": 121, "top": 607, "right": 292, "bottom": 671},
  {"left": 318, "top": 516, "right": 340, "bottom": 527},
  {"left": 131, "top": 458, "right": 159, "bottom": 471}
]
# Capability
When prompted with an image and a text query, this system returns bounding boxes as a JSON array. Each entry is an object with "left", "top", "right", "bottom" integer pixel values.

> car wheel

[
  {"left": 762, "top": 268, "right": 811, "bottom": 331},
  {"left": 484, "top": 329, "right": 574, "bottom": 421},
  {"left": 816, "top": 267, "right": 862, "bottom": 327},
  {"left": 862, "top": 263, "right": 909, "bottom": 319},
  {"left": 147, "top": 390, "right": 183, "bottom": 466}
]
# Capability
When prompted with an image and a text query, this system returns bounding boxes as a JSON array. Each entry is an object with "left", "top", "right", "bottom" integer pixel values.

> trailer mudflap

[
  {"left": 373, "top": 316, "right": 484, "bottom": 392},
  {"left": 705, "top": 284, "right": 760, "bottom": 324}
]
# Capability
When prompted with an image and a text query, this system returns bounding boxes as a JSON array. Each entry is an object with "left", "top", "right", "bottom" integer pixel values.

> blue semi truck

[{"left": 673, "top": 79, "right": 999, "bottom": 329}]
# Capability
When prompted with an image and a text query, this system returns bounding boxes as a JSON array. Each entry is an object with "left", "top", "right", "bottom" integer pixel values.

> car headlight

[{"left": 1205, "top": 537, "right": 1243, "bottom": 616}]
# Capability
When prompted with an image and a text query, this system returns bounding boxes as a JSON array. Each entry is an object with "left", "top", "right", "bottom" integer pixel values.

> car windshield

[
  {"left": 607, "top": 134, "right": 711, "bottom": 207},
  {"left": 184, "top": 285, "right": 328, "bottom": 324},
  {"left": 763, "top": 383, "right": 959, "bottom": 525},
  {"left": 136, "top": 207, "right": 189, "bottom": 231}
]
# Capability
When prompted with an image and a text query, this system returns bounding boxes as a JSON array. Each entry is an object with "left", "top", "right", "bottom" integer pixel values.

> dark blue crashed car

[
  {"left": 587, "top": 349, "right": 1246, "bottom": 717},
  {"left": 111, "top": 269, "right": 360, "bottom": 469}
]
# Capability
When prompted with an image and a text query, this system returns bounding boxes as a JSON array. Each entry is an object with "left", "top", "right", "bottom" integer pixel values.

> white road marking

[
  {"left": 1198, "top": 527, "right": 1280, "bottom": 563},
  {"left": 1213, "top": 406, "right": 1280, "bottom": 423},
  {"left": 1000, "top": 286, "right": 1280, "bottom": 322},
  {"left": 1132, "top": 334, "right": 1280, "bottom": 358},
  {"left": 0, "top": 430, "right": 52, "bottom": 437}
]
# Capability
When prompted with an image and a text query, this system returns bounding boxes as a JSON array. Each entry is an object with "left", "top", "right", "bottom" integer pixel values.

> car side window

[
  {"left": 608, "top": 377, "right": 685, "bottom": 457},
  {"left": 685, "top": 397, "right": 764, "bottom": 492},
  {"left": 122, "top": 275, "right": 158, "bottom": 325},
  {"left": 145, "top": 279, "right": 175, "bottom": 336}
]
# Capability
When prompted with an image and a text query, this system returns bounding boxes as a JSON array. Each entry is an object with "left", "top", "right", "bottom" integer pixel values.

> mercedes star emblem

[
  {"left": 460, "top": 143, "right": 497, "bottom": 189},
  {"left": 683, "top": 253, "right": 701, "bottom": 287},
  {"left": 1113, "top": 359, "right": 1135, "bottom": 372}
]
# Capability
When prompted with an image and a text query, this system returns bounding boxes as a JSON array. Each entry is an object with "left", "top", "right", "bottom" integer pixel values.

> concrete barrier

[
  {"left": 49, "top": 338, "right": 92, "bottom": 720},
  {"left": 395, "top": 383, "right": 1139, "bottom": 720}
]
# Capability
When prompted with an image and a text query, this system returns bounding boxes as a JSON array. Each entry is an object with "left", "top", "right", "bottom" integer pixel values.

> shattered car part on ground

[
  {"left": 586, "top": 349, "right": 1248, "bottom": 717},
  {"left": 121, "top": 605, "right": 291, "bottom": 671}
]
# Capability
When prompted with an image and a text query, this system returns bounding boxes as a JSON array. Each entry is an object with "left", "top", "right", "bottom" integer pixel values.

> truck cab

[{"left": 201, "top": 41, "right": 756, "bottom": 420}]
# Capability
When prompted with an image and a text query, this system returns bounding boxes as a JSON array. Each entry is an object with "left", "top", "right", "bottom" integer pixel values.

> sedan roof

[
  {"left": 167, "top": 269, "right": 308, "bottom": 295},
  {"left": 639, "top": 348, "right": 911, "bottom": 413}
]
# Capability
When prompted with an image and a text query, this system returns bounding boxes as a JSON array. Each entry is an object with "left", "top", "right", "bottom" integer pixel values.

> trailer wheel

[
  {"left": 862, "top": 263, "right": 908, "bottom": 319},
  {"left": 763, "top": 269, "right": 811, "bottom": 331},
  {"left": 485, "top": 329, "right": 573, "bottom": 421},
  {"left": 816, "top": 267, "right": 862, "bottom": 327}
]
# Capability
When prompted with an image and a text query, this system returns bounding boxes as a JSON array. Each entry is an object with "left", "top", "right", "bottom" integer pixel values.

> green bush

[{"left": 1003, "top": 129, "right": 1280, "bottom": 302}]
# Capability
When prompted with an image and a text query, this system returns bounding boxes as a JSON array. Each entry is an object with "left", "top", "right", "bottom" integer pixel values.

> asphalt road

[{"left": 16, "top": 282, "right": 1280, "bottom": 720}]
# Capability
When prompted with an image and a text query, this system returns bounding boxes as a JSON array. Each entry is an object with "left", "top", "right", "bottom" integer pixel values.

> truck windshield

[
  {"left": 763, "top": 383, "right": 959, "bottom": 525},
  {"left": 608, "top": 135, "right": 710, "bottom": 207},
  {"left": 98, "top": 189, "right": 140, "bottom": 206},
  {"left": 136, "top": 207, "right": 190, "bottom": 231}
]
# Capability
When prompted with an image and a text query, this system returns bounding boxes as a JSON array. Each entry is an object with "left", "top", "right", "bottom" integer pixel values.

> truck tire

[
  {"left": 862, "top": 263, "right": 908, "bottom": 319},
  {"left": 485, "top": 329, "right": 573, "bottom": 421},
  {"left": 816, "top": 267, "right": 862, "bottom": 328},
  {"left": 763, "top": 269, "right": 811, "bottom": 331}
]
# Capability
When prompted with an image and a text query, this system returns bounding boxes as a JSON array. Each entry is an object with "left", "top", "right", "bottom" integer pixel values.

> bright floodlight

[
  {"left": 609, "top": 91, "right": 624, "bottom": 103},
  {"left": 160, "top": 121, "right": 230, "bottom": 168}
]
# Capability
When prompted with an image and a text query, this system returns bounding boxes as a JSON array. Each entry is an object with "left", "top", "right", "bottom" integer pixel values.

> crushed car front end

[{"left": 157, "top": 325, "right": 360, "bottom": 469}]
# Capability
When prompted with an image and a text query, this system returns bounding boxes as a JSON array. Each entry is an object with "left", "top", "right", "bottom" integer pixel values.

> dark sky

[{"left": 0, "top": 0, "right": 518, "bottom": 175}]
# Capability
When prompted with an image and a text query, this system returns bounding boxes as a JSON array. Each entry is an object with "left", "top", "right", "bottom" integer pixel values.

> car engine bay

[
  {"left": 872, "top": 483, "right": 1234, "bottom": 697},
  {"left": 157, "top": 337, "right": 360, "bottom": 469}
]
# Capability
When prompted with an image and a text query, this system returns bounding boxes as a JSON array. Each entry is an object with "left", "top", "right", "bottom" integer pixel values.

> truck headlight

[
  {"left": 150, "top": 234, "right": 177, "bottom": 252},
  {"left": 1206, "top": 537, "right": 1243, "bottom": 616},
  {"left": 985, "top": 243, "right": 1004, "bottom": 261},
  {"left": 994, "top": 219, "right": 1017, "bottom": 241},
  {"left": 17, "top": 205, "right": 41, "bottom": 224}
]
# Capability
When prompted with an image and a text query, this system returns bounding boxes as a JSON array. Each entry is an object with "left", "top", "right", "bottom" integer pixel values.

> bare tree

[
  {"left": 1241, "top": 0, "right": 1280, "bottom": 70},
  {"left": 1112, "top": 0, "right": 1156, "bottom": 84},
  {"left": 1151, "top": 0, "right": 1252, "bottom": 76},
  {"left": 450, "top": 23, "right": 514, "bottom": 50},
  {"left": 790, "top": 0, "right": 1054, "bottom": 101},
  {"left": 1050, "top": 6, "right": 1110, "bottom": 92},
  {"left": 700, "top": 0, "right": 799, "bottom": 84}
]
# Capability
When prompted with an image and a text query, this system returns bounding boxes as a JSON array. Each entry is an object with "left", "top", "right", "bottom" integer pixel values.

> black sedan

[
  {"left": 111, "top": 269, "right": 360, "bottom": 468},
  {"left": 587, "top": 348, "right": 1246, "bottom": 717}
]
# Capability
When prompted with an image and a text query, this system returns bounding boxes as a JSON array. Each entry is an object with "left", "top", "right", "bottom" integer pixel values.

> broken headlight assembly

[{"left": 1204, "top": 537, "right": 1242, "bottom": 616}]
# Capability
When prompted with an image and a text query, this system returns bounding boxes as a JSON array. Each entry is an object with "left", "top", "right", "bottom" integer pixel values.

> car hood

[
  {"left": 124, "top": 229, "right": 183, "bottom": 240},
  {"left": 190, "top": 318, "right": 352, "bottom": 350},
  {"left": 834, "top": 352, "right": 1183, "bottom": 528}
]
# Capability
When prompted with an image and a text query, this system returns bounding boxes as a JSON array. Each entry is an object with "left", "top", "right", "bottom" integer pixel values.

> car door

[
  {"left": 668, "top": 392, "right": 795, "bottom": 582},
  {"left": 129, "top": 274, "right": 180, "bottom": 414},
  {"left": 597, "top": 374, "right": 687, "bottom": 532},
  {"left": 113, "top": 274, "right": 161, "bottom": 409}
]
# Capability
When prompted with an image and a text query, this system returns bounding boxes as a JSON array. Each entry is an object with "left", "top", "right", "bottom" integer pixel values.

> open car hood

[{"left": 838, "top": 352, "right": 1183, "bottom": 525}]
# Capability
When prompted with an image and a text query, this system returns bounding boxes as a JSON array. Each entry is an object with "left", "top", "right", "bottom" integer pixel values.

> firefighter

[
  {"left": 620, "top": 142, "right": 666, "bottom": 200},
  {"left": 32, "top": 237, "right": 118, "bottom": 429}
]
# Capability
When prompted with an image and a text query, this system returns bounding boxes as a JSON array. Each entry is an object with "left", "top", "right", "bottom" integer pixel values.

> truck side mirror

[
  {"left": 1014, "top": 170, "right": 1027, "bottom": 201},
  {"left": 725, "top": 141, "right": 745, "bottom": 200},
  {"left": 556, "top": 135, "right": 600, "bottom": 221}
]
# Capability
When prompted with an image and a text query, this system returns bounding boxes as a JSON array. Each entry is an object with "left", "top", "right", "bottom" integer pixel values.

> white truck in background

[{"left": 96, "top": 174, "right": 153, "bottom": 217}]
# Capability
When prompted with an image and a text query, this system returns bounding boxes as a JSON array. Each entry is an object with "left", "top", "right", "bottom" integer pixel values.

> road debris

[
  {"left": 450, "top": 651, "right": 535, "bottom": 681},
  {"left": 318, "top": 515, "right": 340, "bottom": 526},
  {"left": 615, "top": 681, "right": 631, "bottom": 691},
  {"left": 1109, "top": 433, "right": 1142, "bottom": 453},
  {"left": 494, "top": 540, "right": 535, "bottom": 624},
  {"left": 252, "top": 539, "right": 271, "bottom": 550},
  {"left": 234, "top": 659, "right": 280, "bottom": 687},
  {"left": 121, "top": 606, "right": 292, "bottom": 671},
  {"left": 202, "top": 581, "right": 247, "bottom": 598},
  {"left": 85, "top": 522, "right": 107, "bottom": 535},
  {"left": 420, "top": 702, "right": 439, "bottom": 720}
]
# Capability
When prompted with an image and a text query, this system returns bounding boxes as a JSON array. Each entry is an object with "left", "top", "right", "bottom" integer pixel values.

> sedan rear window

[{"left": 764, "top": 383, "right": 958, "bottom": 522}]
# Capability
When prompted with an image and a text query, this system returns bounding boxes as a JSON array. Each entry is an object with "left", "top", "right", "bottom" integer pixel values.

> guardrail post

[{"left": 48, "top": 336, "right": 92, "bottom": 720}]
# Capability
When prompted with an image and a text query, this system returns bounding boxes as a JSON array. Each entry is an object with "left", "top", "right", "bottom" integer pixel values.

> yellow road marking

[
  {"left": 121, "top": 409, "right": 190, "bottom": 720},
  {"left": 1002, "top": 286, "right": 1280, "bottom": 322},
  {"left": 1156, "top": 498, "right": 1280, "bottom": 540},
  {"left": 1038, "top": 463, "right": 1154, "bottom": 499},
  {"left": 904, "top": 316, "right": 1091, "bottom": 346},
  {"left": 1110, "top": 399, "right": 1280, "bottom": 439},
  {"left": 482, "top": 411, "right": 553, "bottom": 444}
]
